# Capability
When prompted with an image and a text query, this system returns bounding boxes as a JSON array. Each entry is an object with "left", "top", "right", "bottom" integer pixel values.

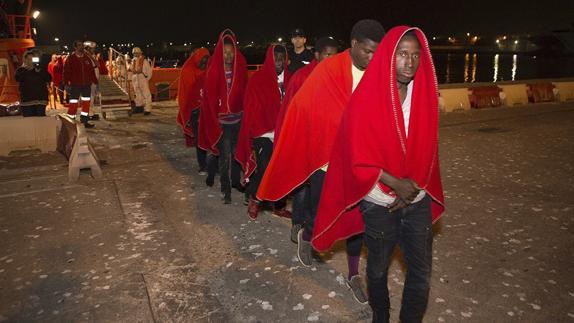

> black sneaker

[
  {"left": 297, "top": 230, "right": 312, "bottom": 267},
  {"left": 291, "top": 224, "right": 302, "bottom": 244},
  {"left": 80, "top": 115, "right": 95, "bottom": 128},
  {"left": 205, "top": 175, "right": 214, "bottom": 187},
  {"left": 347, "top": 275, "right": 368, "bottom": 304}
]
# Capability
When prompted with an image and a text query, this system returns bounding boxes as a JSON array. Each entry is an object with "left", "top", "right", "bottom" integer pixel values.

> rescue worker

[
  {"left": 129, "top": 47, "right": 153, "bottom": 115},
  {"left": 62, "top": 40, "right": 98, "bottom": 128}
]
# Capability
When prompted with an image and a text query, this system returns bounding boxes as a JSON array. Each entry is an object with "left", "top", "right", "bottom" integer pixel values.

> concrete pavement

[{"left": 1, "top": 102, "right": 573, "bottom": 322}]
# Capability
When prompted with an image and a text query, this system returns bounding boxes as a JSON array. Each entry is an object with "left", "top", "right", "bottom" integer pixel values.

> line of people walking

[{"left": 177, "top": 20, "right": 445, "bottom": 323}]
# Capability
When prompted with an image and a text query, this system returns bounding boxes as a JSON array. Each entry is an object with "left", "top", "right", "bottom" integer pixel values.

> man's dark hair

[
  {"left": 223, "top": 37, "right": 234, "bottom": 45},
  {"left": 314, "top": 37, "right": 339, "bottom": 54},
  {"left": 273, "top": 44, "right": 286, "bottom": 55},
  {"left": 402, "top": 30, "right": 421, "bottom": 45},
  {"left": 350, "top": 19, "right": 385, "bottom": 43}
]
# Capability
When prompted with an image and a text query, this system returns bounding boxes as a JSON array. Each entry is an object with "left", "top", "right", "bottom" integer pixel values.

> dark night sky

[{"left": 32, "top": 0, "right": 574, "bottom": 45}]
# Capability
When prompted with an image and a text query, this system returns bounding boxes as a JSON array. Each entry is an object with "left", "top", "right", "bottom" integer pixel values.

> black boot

[{"left": 80, "top": 115, "right": 95, "bottom": 128}]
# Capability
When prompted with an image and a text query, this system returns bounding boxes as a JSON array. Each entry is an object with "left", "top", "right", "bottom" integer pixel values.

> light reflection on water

[
  {"left": 512, "top": 54, "right": 518, "bottom": 81},
  {"left": 493, "top": 54, "right": 500, "bottom": 82},
  {"left": 432, "top": 52, "right": 574, "bottom": 84},
  {"left": 463, "top": 53, "right": 478, "bottom": 83},
  {"left": 471, "top": 54, "right": 477, "bottom": 83}
]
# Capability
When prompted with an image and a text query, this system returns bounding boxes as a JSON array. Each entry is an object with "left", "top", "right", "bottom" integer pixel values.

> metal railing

[
  {"left": 107, "top": 47, "right": 133, "bottom": 100},
  {"left": 4, "top": 14, "right": 32, "bottom": 39}
]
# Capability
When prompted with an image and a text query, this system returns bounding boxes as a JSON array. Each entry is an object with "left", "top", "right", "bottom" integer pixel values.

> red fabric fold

[
  {"left": 312, "top": 26, "right": 445, "bottom": 252},
  {"left": 256, "top": 50, "right": 353, "bottom": 201},
  {"left": 177, "top": 48, "right": 210, "bottom": 143},
  {"left": 274, "top": 59, "right": 317, "bottom": 140},
  {"left": 236, "top": 45, "right": 290, "bottom": 182},
  {"left": 198, "top": 30, "right": 248, "bottom": 155}
]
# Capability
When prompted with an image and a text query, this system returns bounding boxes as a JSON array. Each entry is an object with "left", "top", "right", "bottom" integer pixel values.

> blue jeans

[{"left": 360, "top": 195, "right": 433, "bottom": 323}]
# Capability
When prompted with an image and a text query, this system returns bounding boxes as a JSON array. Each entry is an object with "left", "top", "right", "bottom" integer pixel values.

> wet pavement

[{"left": 0, "top": 101, "right": 573, "bottom": 322}]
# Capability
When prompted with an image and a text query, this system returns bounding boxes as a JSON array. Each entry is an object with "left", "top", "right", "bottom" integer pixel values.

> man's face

[
  {"left": 395, "top": 36, "right": 421, "bottom": 84},
  {"left": 133, "top": 51, "right": 141, "bottom": 58},
  {"left": 315, "top": 46, "right": 338, "bottom": 62},
  {"left": 350, "top": 39, "right": 378, "bottom": 71},
  {"left": 24, "top": 54, "right": 33, "bottom": 66},
  {"left": 223, "top": 44, "right": 234, "bottom": 66},
  {"left": 51, "top": 54, "right": 57, "bottom": 62},
  {"left": 199, "top": 55, "right": 209, "bottom": 70},
  {"left": 291, "top": 36, "right": 306, "bottom": 49},
  {"left": 74, "top": 42, "right": 84, "bottom": 52},
  {"left": 274, "top": 51, "right": 286, "bottom": 75}
]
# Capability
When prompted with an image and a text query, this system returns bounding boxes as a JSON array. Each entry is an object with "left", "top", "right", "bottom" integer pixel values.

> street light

[
  {"left": 32, "top": 10, "right": 40, "bottom": 19},
  {"left": 54, "top": 37, "right": 59, "bottom": 42},
  {"left": 277, "top": 37, "right": 283, "bottom": 42}
]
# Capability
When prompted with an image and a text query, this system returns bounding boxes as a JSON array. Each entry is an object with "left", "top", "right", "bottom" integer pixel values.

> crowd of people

[
  {"left": 16, "top": 40, "right": 154, "bottom": 126},
  {"left": 177, "top": 19, "right": 445, "bottom": 323}
]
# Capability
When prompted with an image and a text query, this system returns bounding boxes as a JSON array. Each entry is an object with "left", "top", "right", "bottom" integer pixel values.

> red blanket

[
  {"left": 312, "top": 26, "right": 445, "bottom": 252},
  {"left": 274, "top": 59, "right": 317, "bottom": 141},
  {"left": 177, "top": 48, "right": 209, "bottom": 145},
  {"left": 257, "top": 50, "right": 353, "bottom": 201},
  {"left": 236, "top": 45, "right": 290, "bottom": 182},
  {"left": 198, "top": 30, "right": 247, "bottom": 155}
]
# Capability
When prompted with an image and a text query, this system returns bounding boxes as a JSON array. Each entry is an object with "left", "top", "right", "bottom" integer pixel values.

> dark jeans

[
  {"left": 21, "top": 104, "right": 46, "bottom": 117},
  {"left": 291, "top": 184, "right": 311, "bottom": 225},
  {"left": 360, "top": 196, "right": 433, "bottom": 323},
  {"left": 217, "top": 122, "right": 241, "bottom": 198},
  {"left": 304, "top": 170, "right": 326, "bottom": 237},
  {"left": 248, "top": 137, "right": 286, "bottom": 209},
  {"left": 190, "top": 109, "right": 207, "bottom": 171},
  {"left": 346, "top": 233, "right": 364, "bottom": 257},
  {"left": 247, "top": 137, "right": 273, "bottom": 199},
  {"left": 206, "top": 154, "right": 219, "bottom": 178}
]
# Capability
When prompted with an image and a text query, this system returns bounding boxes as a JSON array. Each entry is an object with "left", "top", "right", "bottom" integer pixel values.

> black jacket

[
  {"left": 287, "top": 48, "right": 314, "bottom": 73},
  {"left": 15, "top": 66, "right": 51, "bottom": 104}
]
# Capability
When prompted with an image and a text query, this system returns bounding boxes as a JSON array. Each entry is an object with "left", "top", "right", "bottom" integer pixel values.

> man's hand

[
  {"left": 391, "top": 178, "right": 420, "bottom": 204},
  {"left": 378, "top": 171, "right": 420, "bottom": 211},
  {"left": 388, "top": 197, "right": 409, "bottom": 212}
]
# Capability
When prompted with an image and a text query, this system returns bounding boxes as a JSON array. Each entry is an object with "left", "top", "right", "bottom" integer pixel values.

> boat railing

[
  {"left": 107, "top": 47, "right": 133, "bottom": 100},
  {"left": 3, "top": 14, "right": 32, "bottom": 39}
]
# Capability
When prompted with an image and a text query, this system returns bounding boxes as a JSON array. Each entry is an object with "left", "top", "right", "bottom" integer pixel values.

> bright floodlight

[{"left": 32, "top": 10, "right": 40, "bottom": 19}]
